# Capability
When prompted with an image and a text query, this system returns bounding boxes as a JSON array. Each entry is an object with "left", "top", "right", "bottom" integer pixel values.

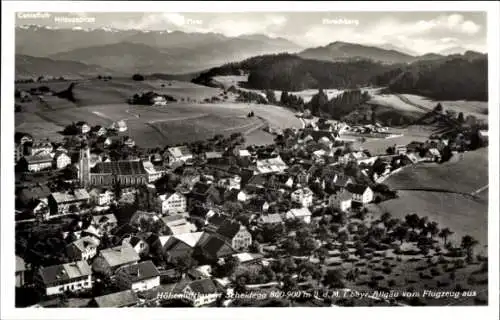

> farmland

[
  {"left": 353, "top": 125, "right": 437, "bottom": 155},
  {"left": 376, "top": 148, "right": 488, "bottom": 247},
  {"left": 400, "top": 94, "right": 488, "bottom": 121},
  {"left": 15, "top": 79, "right": 302, "bottom": 148},
  {"left": 213, "top": 75, "right": 381, "bottom": 103}
]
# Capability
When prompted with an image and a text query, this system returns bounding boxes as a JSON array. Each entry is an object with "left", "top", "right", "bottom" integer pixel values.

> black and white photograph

[{"left": 1, "top": 2, "right": 499, "bottom": 320}]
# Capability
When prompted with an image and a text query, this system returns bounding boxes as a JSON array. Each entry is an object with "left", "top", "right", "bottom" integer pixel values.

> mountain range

[
  {"left": 15, "top": 25, "right": 486, "bottom": 78},
  {"left": 15, "top": 25, "right": 303, "bottom": 75}
]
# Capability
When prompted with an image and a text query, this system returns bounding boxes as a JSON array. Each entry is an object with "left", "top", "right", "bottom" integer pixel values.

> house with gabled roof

[
  {"left": 346, "top": 184, "right": 373, "bottom": 204},
  {"left": 195, "top": 233, "right": 235, "bottom": 263},
  {"left": 97, "top": 245, "right": 140, "bottom": 272},
  {"left": 214, "top": 220, "right": 252, "bottom": 251},
  {"left": 90, "top": 290, "right": 139, "bottom": 308},
  {"left": 284, "top": 207, "right": 312, "bottom": 224},
  {"left": 157, "top": 191, "right": 187, "bottom": 215},
  {"left": 36, "top": 260, "right": 92, "bottom": 296},
  {"left": 329, "top": 189, "right": 352, "bottom": 212},
  {"left": 115, "top": 260, "right": 160, "bottom": 292},
  {"left": 182, "top": 279, "right": 221, "bottom": 307},
  {"left": 66, "top": 236, "right": 100, "bottom": 261}
]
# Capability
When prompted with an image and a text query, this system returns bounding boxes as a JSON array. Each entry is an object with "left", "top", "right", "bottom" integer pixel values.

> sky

[{"left": 15, "top": 11, "right": 487, "bottom": 55}]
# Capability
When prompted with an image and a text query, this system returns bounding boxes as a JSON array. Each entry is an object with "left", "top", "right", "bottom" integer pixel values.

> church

[{"left": 78, "top": 145, "right": 148, "bottom": 188}]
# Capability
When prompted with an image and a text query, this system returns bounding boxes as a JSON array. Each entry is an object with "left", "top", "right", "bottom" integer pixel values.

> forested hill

[
  {"left": 373, "top": 54, "right": 488, "bottom": 101},
  {"left": 192, "top": 53, "right": 395, "bottom": 91}
]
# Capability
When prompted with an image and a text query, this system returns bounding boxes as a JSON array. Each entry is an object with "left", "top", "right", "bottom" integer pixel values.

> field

[
  {"left": 367, "top": 94, "right": 427, "bottom": 113},
  {"left": 377, "top": 148, "right": 488, "bottom": 248},
  {"left": 352, "top": 125, "right": 437, "bottom": 155},
  {"left": 15, "top": 79, "right": 302, "bottom": 148},
  {"left": 213, "top": 75, "right": 381, "bottom": 103},
  {"left": 400, "top": 94, "right": 488, "bottom": 121}
]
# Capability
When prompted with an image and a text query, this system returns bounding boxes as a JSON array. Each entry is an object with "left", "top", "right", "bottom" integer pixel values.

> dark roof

[
  {"left": 116, "top": 260, "right": 160, "bottom": 282},
  {"left": 187, "top": 279, "right": 219, "bottom": 295},
  {"left": 303, "top": 129, "right": 336, "bottom": 142},
  {"left": 90, "top": 161, "right": 147, "bottom": 175},
  {"left": 216, "top": 220, "right": 242, "bottom": 240},
  {"left": 247, "top": 174, "right": 268, "bottom": 187},
  {"left": 39, "top": 261, "right": 92, "bottom": 286},
  {"left": 206, "top": 214, "right": 227, "bottom": 228},
  {"left": 93, "top": 290, "right": 139, "bottom": 308},
  {"left": 198, "top": 233, "right": 234, "bottom": 259},
  {"left": 191, "top": 182, "right": 212, "bottom": 195},
  {"left": 346, "top": 183, "right": 370, "bottom": 195}
]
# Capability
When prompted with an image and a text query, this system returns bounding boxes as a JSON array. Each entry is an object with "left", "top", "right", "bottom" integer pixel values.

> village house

[
  {"left": 90, "top": 125, "right": 107, "bottom": 137},
  {"left": 329, "top": 189, "right": 353, "bottom": 212},
  {"left": 48, "top": 189, "right": 90, "bottom": 216},
  {"left": 36, "top": 260, "right": 92, "bottom": 296},
  {"left": 395, "top": 145, "right": 408, "bottom": 155},
  {"left": 161, "top": 215, "right": 197, "bottom": 235},
  {"left": 189, "top": 182, "right": 221, "bottom": 208},
  {"left": 53, "top": 151, "right": 72, "bottom": 169},
  {"left": 157, "top": 192, "right": 187, "bottom": 215},
  {"left": 166, "top": 146, "right": 193, "bottom": 164},
  {"left": 16, "top": 256, "right": 27, "bottom": 288},
  {"left": 122, "top": 236, "right": 150, "bottom": 256},
  {"left": 247, "top": 198, "right": 270, "bottom": 213},
  {"left": 257, "top": 213, "right": 284, "bottom": 225},
  {"left": 90, "top": 290, "right": 139, "bottom": 308},
  {"left": 97, "top": 245, "right": 140, "bottom": 272},
  {"left": 255, "top": 155, "right": 288, "bottom": 174},
  {"left": 28, "top": 141, "right": 53, "bottom": 155},
  {"left": 196, "top": 232, "right": 236, "bottom": 262},
  {"left": 331, "top": 174, "right": 354, "bottom": 191},
  {"left": 142, "top": 160, "right": 166, "bottom": 182},
  {"left": 290, "top": 187, "right": 314, "bottom": 208},
  {"left": 89, "top": 188, "right": 115, "bottom": 206},
  {"left": 478, "top": 130, "right": 488, "bottom": 144},
  {"left": 112, "top": 120, "right": 128, "bottom": 132},
  {"left": 124, "top": 137, "right": 136, "bottom": 148},
  {"left": 217, "top": 175, "right": 241, "bottom": 191},
  {"left": 154, "top": 232, "right": 205, "bottom": 262},
  {"left": 214, "top": 220, "right": 252, "bottom": 251},
  {"left": 237, "top": 190, "right": 251, "bottom": 202},
  {"left": 152, "top": 95, "right": 168, "bottom": 106},
  {"left": 346, "top": 184, "right": 374, "bottom": 204},
  {"left": 182, "top": 279, "right": 221, "bottom": 307},
  {"left": 66, "top": 236, "right": 100, "bottom": 261},
  {"left": 115, "top": 260, "right": 160, "bottom": 292},
  {"left": 284, "top": 207, "right": 312, "bottom": 224},
  {"left": 22, "top": 153, "right": 53, "bottom": 172},
  {"left": 425, "top": 148, "right": 442, "bottom": 162},
  {"left": 76, "top": 121, "right": 91, "bottom": 134},
  {"left": 92, "top": 213, "right": 118, "bottom": 234}
]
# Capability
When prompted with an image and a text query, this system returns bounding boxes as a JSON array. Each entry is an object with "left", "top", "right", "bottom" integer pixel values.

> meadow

[
  {"left": 15, "top": 79, "right": 302, "bottom": 148},
  {"left": 378, "top": 148, "right": 488, "bottom": 247},
  {"left": 400, "top": 94, "right": 488, "bottom": 121}
]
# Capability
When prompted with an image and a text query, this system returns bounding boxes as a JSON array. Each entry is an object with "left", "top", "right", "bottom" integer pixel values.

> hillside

[
  {"left": 299, "top": 41, "right": 415, "bottom": 64},
  {"left": 16, "top": 26, "right": 302, "bottom": 74},
  {"left": 373, "top": 54, "right": 488, "bottom": 101},
  {"left": 192, "top": 53, "right": 393, "bottom": 91},
  {"left": 15, "top": 55, "right": 112, "bottom": 79}
]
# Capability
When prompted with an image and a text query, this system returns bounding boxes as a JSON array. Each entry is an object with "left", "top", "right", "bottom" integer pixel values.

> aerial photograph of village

[{"left": 11, "top": 10, "right": 490, "bottom": 309}]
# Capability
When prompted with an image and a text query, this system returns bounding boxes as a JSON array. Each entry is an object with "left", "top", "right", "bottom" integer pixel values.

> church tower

[{"left": 78, "top": 143, "right": 91, "bottom": 188}]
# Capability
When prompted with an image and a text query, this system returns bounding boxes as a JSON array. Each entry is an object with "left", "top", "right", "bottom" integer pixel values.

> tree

[
  {"left": 457, "top": 112, "right": 465, "bottom": 123},
  {"left": 132, "top": 74, "right": 145, "bottom": 81},
  {"left": 213, "top": 256, "right": 239, "bottom": 278},
  {"left": 438, "top": 228, "right": 453, "bottom": 245},
  {"left": 173, "top": 255, "right": 197, "bottom": 275},
  {"left": 112, "top": 177, "right": 122, "bottom": 200},
  {"left": 323, "top": 269, "right": 345, "bottom": 289},
  {"left": 405, "top": 213, "right": 420, "bottom": 231},
  {"left": 461, "top": 235, "right": 479, "bottom": 263},
  {"left": 393, "top": 225, "right": 408, "bottom": 244},
  {"left": 434, "top": 103, "right": 443, "bottom": 113},
  {"left": 380, "top": 212, "right": 392, "bottom": 225}
]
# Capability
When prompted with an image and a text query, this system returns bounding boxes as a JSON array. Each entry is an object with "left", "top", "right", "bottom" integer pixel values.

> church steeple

[{"left": 78, "top": 143, "right": 91, "bottom": 188}]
